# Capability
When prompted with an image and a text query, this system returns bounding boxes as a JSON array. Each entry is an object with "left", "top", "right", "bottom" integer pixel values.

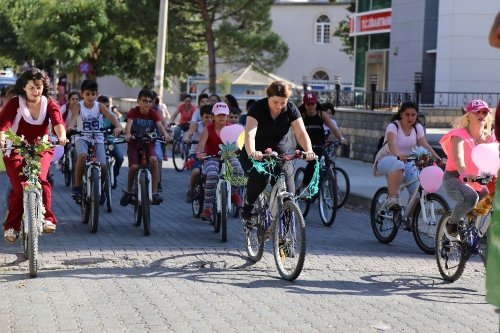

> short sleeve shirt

[
  {"left": 247, "top": 98, "right": 301, "bottom": 154},
  {"left": 385, "top": 120, "right": 425, "bottom": 155},
  {"left": 126, "top": 106, "right": 161, "bottom": 138}
]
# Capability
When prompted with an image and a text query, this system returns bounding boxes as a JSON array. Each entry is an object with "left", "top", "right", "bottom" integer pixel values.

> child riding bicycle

[
  {"left": 195, "top": 102, "right": 244, "bottom": 220},
  {"left": 66, "top": 80, "right": 123, "bottom": 202},
  {"left": 120, "top": 89, "right": 172, "bottom": 206}
]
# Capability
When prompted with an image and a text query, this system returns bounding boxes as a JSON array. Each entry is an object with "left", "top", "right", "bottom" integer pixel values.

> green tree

[{"left": 333, "top": 3, "right": 355, "bottom": 59}]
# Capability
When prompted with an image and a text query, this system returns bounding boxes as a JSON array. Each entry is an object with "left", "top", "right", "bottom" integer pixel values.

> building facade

[
  {"left": 350, "top": 0, "right": 500, "bottom": 106},
  {"left": 271, "top": 0, "right": 355, "bottom": 97}
]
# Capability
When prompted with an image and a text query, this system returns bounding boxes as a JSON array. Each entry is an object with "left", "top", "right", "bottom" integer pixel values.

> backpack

[{"left": 373, "top": 121, "right": 417, "bottom": 162}]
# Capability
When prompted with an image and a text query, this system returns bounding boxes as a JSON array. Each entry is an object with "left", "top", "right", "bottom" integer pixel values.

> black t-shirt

[
  {"left": 302, "top": 112, "right": 325, "bottom": 146},
  {"left": 247, "top": 98, "right": 301, "bottom": 154}
]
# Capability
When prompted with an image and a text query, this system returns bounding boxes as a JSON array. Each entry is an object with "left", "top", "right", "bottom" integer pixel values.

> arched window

[
  {"left": 315, "top": 15, "right": 330, "bottom": 44},
  {"left": 313, "top": 71, "right": 329, "bottom": 81}
]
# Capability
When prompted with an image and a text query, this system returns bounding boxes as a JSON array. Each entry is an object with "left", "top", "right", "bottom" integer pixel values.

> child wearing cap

[
  {"left": 195, "top": 102, "right": 244, "bottom": 221},
  {"left": 439, "top": 99, "right": 496, "bottom": 239}
]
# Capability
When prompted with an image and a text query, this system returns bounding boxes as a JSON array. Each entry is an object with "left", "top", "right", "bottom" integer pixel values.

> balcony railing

[{"left": 316, "top": 91, "right": 500, "bottom": 109}]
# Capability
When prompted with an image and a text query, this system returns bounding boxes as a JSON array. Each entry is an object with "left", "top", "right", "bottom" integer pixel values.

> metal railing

[{"left": 316, "top": 91, "right": 500, "bottom": 110}]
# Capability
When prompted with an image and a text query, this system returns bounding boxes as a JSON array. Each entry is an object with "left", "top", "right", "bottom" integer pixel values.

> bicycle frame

[
  {"left": 214, "top": 161, "right": 231, "bottom": 214},
  {"left": 135, "top": 139, "right": 153, "bottom": 203},
  {"left": 83, "top": 138, "right": 101, "bottom": 201}
]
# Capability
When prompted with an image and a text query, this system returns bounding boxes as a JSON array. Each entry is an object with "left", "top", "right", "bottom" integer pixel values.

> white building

[{"left": 271, "top": 0, "right": 355, "bottom": 93}]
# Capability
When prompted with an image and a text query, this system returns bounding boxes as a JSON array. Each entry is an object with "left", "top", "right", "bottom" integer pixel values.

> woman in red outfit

[{"left": 0, "top": 68, "right": 67, "bottom": 242}]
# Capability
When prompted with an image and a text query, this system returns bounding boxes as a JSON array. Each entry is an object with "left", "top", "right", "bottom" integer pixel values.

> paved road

[{"left": 0, "top": 159, "right": 498, "bottom": 332}]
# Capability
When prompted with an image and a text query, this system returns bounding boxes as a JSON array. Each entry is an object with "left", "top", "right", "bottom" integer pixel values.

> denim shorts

[{"left": 75, "top": 139, "right": 107, "bottom": 165}]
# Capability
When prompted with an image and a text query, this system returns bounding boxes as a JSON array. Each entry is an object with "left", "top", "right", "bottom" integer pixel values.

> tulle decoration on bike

[
  {"left": 5, "top": 129, "right": 52, "bottom": 190},
  {"left": 218, "top": 142, "right": 247, "bottom": 186},
  {"left": 469, "top": 194, "right": 494, "bottom": 218}
]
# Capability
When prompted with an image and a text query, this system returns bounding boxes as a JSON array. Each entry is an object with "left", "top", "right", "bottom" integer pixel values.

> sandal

[{"left": 43, "top": 221, "right": 56, "bottom": 234}]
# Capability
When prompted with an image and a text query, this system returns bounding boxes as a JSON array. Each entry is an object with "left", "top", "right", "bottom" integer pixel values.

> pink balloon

[
  {"left": 220, "top": 124, "right": 244, "bottom": 144},
  {"left": 471, "top": 143, "right": 500, "bottom": 175},
  {"left": 419, "top": 165, "right": 444, "bottom": 193},
  {"left": 51, "top": 146, "right": 64, "bottom": 162}
]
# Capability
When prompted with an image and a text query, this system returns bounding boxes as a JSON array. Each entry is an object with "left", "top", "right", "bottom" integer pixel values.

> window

[
  {"left": 315, "top": 15, "right": 330, "bottom": 44},
  {"left": 313, "top": 71, "right": 330, "bottom": 81}
]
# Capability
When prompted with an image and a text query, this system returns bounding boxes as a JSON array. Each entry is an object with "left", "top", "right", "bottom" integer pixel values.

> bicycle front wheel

[
  {"left": 105, "top": 167, "right": 113, "bottom": 213},
  {"left": 140, "top": 172, "right": 151, "bottom": 236},
  {"left": 89, "top": 168, "right": 100, "bottom": 233},
  {"left": 293, "top": 167, "right": 310, "bottom": 217},
  {"left": 26, "top": 192, "right": 39, "bottom": 278},
  {"left": 318, "top": 170, "right": 338, "bottom": 226},
  {"left": 412, "top": 193, "right": 450, "bottom": 255},
  {"left": 333, "top": 167, "right": 350, "bottom": 208},
  {"left": 191, "top": 181, "right": 204, "bottom": 218},
  {"left": 273, "top": 200, "right": 306, "bottom": 281},
  {"left": 370, "top": 187, "right": 399, "bottom": 243},
  {"left": 244, "top": 193, "right": 266, "bottom": 262},
  {"left": 435, "top": 212, "right": 468, "bottom": 282},
  {"left": 172, "top": 140, "right": 186, "bottom": 172}
]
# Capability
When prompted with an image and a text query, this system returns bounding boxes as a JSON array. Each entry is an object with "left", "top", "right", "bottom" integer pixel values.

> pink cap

[
  {"left": 212, "top": 102, "right": 229, "bottom": 115},
  {"left": 466, "top": 99, "right": 489, "bottom": 113}
]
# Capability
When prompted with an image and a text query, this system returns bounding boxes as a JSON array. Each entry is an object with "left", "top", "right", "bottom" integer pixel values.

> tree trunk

[{"left": 198, "top": 0, "right": 216, "bottom": 94}]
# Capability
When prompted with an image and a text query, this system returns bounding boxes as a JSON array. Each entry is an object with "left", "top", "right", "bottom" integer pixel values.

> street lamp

[
  {"left": 414, "top": 72, "right": 423, "bottom": 106},
  {"left": 302, "top": 76, "right": 309, "bottom": 94},
  {"left": 370, "top": 74, "right": 378, "bottom": 110},
  {"left": 334, "top": 75, "right": 341, "bottom": 108}
]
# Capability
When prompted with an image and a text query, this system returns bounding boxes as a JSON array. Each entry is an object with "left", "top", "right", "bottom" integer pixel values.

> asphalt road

[{"left": 0, "top": 158, "right": 498, "bottom": 332}]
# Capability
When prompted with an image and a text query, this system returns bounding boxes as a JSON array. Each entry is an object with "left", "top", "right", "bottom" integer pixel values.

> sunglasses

[
  {"left": 140, "top": 99, "right": 153, "bottom": 104},
  {"left": 473, "top": 110, "right": 489, "bottom": 116}
]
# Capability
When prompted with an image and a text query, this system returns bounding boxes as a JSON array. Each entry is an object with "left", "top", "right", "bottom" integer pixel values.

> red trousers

[{"left": 3, "top": 149, "right": 56, "bottom": 231}]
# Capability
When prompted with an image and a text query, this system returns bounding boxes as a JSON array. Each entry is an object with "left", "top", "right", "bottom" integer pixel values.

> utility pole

[{"left": 154, "top": 0, "right": 168, "bottom": 100}]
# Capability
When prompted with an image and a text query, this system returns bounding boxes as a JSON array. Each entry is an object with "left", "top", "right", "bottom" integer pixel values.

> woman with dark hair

[
  {"left": 373, "top": 101, "right": 440, "bottom": 210},
  {"left": 0, "top": 68, "right": 67, "bottom": 242},
  {"left": 224, "top": 94, "right": 241, "bottom": 113},
  {"left": 60, "top": 91, "right": 80, "bottom": 124},
  {"left": 239, "top": 80, "right": 316, "bottom": 224}
]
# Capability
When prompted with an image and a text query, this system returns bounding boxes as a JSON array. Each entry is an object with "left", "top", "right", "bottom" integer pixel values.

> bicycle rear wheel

[
  {"left": 293, "top": 167, "right": 310, "bottom": 217},
  {"left": 333, "top": 167, "right": 350, "bottom": 208},
  {"left": 412, "top": 193, "right": 450, "bottom": 254},
  {"left": 172, "top": 140, "right": 186, "bottom": 172},
  {"left": 81, "top": 178, "right": 90, "bottom": 224},
  {"left": 213, "top": 188, "right": 221, "bottom": 232},
  {"left": 273, "top": 200, "right": 306, "bottom": 281},
  {"left": 140, "top": 172, "right": 151, "bottom": 236},
  {"left": 370, "top": 187, "right": 399, "bottom": 243},
  {"left": 318, "top": 170, "right": 338, "bottom": 226},
  {"left": 244, "top": 193, "right": 266, "bottom": 262},
  {"left": 89, "top": 168, "right": 100, "bottom": 233},
  {"left": 191, "top": 181, "right": 204, "bottom": 218},
  {"left": 62, "top": 154, "right": 71, "bottom": 187},
  {"left": 104, "top": 167, "right": 113, "bottom": 213},
  {"left": 26, "top": 192, "right": 39, "bottom": 278},
  {"left": 435, "top": 212, "right": 468, "bottom": 282}
]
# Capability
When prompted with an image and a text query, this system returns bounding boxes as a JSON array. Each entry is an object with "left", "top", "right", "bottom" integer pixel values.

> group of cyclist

[{"left": 1, "top": 69, "right": 497, "bottom": 287}]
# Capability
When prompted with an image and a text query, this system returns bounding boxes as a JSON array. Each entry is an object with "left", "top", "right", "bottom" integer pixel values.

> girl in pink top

[{"left": 439, "top": 99, "right": 496, "bottom": 238}]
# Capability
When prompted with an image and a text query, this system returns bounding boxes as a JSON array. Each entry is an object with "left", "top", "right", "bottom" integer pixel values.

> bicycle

[
  {"left": 71, "top": 129, "right": 107, "bottom": 233},
  {"left": 131, "top": 132, "right": 166, "bottom": 236},
  {"left": 243, "top": 150, "right": 310, "bottom": 281},
  {"left": 295, "top": 142, "right": 339, "bottom": 226},
  {"left": 102, "top": 131, "right": 125, "bottom": 213},
  {"left": 60, "top": 136, "right": 77, "bottom": 187},
  {"left": 370, "top": 153, "right": 450, "bottom": 254},
  {"left": 436, "top": 175, "right": 494, "bottom": 282},
  {"left": 5, "top": 133, "right": 60, "bottom": 277},
  {"left": 171, "top": 123, "right": 190, "bottom": 172}
]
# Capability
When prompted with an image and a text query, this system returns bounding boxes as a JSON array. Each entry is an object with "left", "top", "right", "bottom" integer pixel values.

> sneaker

[
  {"left": 231, "top": 192, "right": 243, "bottom": 208},
  {"left": 152, "top": 193, "right": 163, "bottom": 205},
  {"left": 42, "top": 221, "right": 56, "bottom": 234},
  {"left": 99, "top": 188, "right": 106, "bottom": 206},
  {"left": 157, "top": 183, "right": 163, "bottom": 193},
  {"left": 120, "top": 191, "right": 133, "bottom": 206},
  {"left": 163, "top": 152, "right": 169, "bottom": 161},
  {"left": 4, "top": 229, "right": 18, "bottom": 242},
  {"left": 72, "top": 187, "right": 82, "bottom": 204},
  {"left": 185, "top": 191, "right": 193, "bottom": 203},
  {"left": 445, "top": 221, "right": 460, "bottom": 240},
  {"left": 386, "top": 197, "right": 400, "bottom": 211},
  {"left": 241, "top": 204, "right": 254, "bottom": 228},
  {"left": 201, "top": 208, "right": 212, "bottom": 221}
]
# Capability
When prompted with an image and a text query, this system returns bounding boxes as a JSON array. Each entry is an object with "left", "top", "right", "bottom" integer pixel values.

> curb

[{"left": 345, "top": 192, "right": 372, "bottom": 210}]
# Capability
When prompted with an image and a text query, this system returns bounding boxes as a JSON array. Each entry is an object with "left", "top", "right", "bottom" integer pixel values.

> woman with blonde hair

[{"left": 439, "top": 99, "right": 496, "bottom": 239}]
